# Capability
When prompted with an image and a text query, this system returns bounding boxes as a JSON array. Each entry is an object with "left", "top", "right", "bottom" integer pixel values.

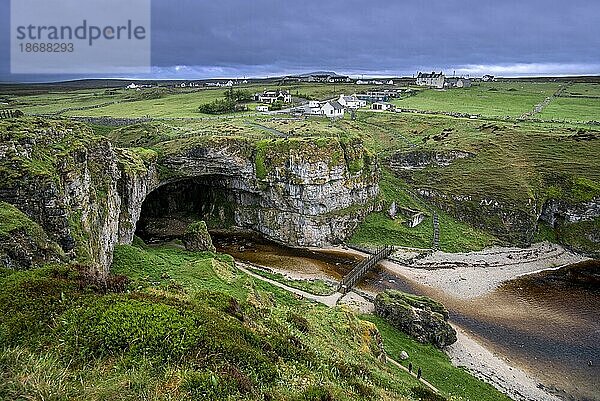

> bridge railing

[{"left": 338, "top": 245, "right": 394, "bottom": 293}]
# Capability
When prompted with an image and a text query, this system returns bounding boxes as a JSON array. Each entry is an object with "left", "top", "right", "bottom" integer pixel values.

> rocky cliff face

[
  {"left": 0, "top": 120, "right": 130, "bottom": 277},
  {"left": 142, "top": 136, "right": 380, "bottom": 247},
  {"left": 388, "top": 148, "right": 600, "bottom": 254},
  {"left": 388, "top": 149, "right": 474, "bottom": 170},
  {"left": 539, "top": 197, "right": 600, "bottom": 257},
  {"left": 0, "top": 119, "right": 379, "bottom": 276},
  {"left": 416, "top": 187, "right": 539, "bottom": 245}
]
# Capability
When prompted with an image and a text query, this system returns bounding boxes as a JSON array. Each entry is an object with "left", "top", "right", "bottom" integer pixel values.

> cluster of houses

[
  {"left": 283, "top": 73, "right": 352, "bottom": 83},
  {"left": 252, "top": 88, "right": 404, "bottom": 117},
  {"left": 296, "top": 93, "right": 397, "bottom": 118},
  {"left": 356, "top": 79, "right": 395, "bottom": 85},
  {"left": 253, "top": 90, "right": 292, "bottom": 104},
  {"left": 416, "top": 72, "right": 472, "bottom": 89}
]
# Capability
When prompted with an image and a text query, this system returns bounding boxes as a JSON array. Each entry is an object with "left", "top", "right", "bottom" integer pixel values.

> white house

[
  {"left": 320, "top": 100, "right": 345, "bottom": 118},
  {"left": 126, "top": 83, "right": 140, "bottom": 90},
  {"left": 337, "top": 94, "right": 364, "bottom": 109},
  {"left": 416, "top": 72, "right": 445, "bottom": 88}
]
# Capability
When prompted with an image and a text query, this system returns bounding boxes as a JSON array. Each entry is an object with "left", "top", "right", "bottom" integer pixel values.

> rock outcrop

[
  {"left": 388, "top": 149, "right": 474, "bottom": 170},
  {"left": 0, "top": 201, "right": 65, "bottom": 269},
  {"left": 0, "top": 119, "right": 131, "bottom": 277},
  {"left": 374, "top": 290, "right": 457, "bottom": 348},
  {"left": 183, "top": 221, "right": 216, "bottom": 252},
  {"left": 539, "top": 197, "right": 600, "bottom": 257},
  {"left": 0, "top": 119, "right": 379, "bottom": 276}
]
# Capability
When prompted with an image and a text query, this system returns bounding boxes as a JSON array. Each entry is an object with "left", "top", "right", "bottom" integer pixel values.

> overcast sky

[{"left": 1, "top": 0, "right": 599, "bottom": 82}]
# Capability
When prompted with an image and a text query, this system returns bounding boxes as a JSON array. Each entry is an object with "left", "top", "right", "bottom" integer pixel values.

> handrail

[{"left": 337, "top": 245, "right": 394, "bottom": 293}]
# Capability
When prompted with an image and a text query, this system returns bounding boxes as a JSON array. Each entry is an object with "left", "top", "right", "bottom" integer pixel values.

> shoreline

[
  {"left": 303, "top": 242, "right": 591, "bottom": 400},
  {"left": 379, "top": 241, "right": 588, "bottom": 299},
  {"left": 446, "top": 324, "right": 563, "bottom": 401}
]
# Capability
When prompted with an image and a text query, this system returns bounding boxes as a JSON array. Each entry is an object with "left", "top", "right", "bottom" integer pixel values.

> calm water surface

[{"left": 214, "top": 234, "right": 600, "bottom": 401}]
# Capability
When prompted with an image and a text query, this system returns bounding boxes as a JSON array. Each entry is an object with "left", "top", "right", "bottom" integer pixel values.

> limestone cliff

[
  {"left": 0, "top": 119, "right": 380, "bottom": 276},
  {"left": 0, "top": 119, "right": 126, "bottom": 276},
  {"left": 144, "top": 136, "right": 380, "bottom": 247},
  {"left": 388, "top": 149, "right": 600, "bottom": 255}
]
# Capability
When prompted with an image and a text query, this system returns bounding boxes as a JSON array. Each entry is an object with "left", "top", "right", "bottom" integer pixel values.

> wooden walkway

[
  {"left": 337, "top": 245, "right": 394, "bottom": 293},
  {"left": 432, "top": 213, "right": 440, "bottom": 250}
]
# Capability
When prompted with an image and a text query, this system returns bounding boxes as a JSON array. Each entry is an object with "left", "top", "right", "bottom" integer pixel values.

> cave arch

[{"left": 134, "top": 175, "right": 259, "bottom": 243}]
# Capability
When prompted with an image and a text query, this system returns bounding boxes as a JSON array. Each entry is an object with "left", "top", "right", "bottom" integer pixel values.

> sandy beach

[
  {"left": 382, "top": 241, "right": 588, "bottom": 299},
  {"left": 313, "top": 242, "right": 591, "bottom": 401},
  {"left": 447, "top": 325, "right": 563, "bottom": 401}
]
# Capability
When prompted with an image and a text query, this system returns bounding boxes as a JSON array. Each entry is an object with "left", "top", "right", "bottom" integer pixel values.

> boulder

[
  {"left": 374, "top": 290, "right": 457, "bottom": 348},
  {"left": 182, "top": 221, "right": 216, "bottom": 252},
  {"left": 399, "top": 350, "right": 409, "bottom": 360}
]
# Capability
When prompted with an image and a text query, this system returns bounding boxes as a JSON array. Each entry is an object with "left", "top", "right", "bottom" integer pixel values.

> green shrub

[
  {"left": 58, "top": 297, "right": 202, "bottom": 362},
  {"left": 411, "top": 386, "right": 448, "bottom": 401},
  {"left": 57, "top": 294, "right": 278, "bottom": 382},
  {"left": 198, "top": 98, "right": 247, "bottom": 114},
  {"left": 182, "top": 367, "right": 252, "bottom": 401},
  {"left": 287, "top": 312, "right": 310, "bottom": 333},
  {"left": 0, "top": 265, "right": 79, "bottom": 346},
  {"left": 294, "top": 386, "right": 334, "bottom": 401}
]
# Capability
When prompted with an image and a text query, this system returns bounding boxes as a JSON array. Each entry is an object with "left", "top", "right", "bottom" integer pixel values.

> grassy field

[
  {"left": 539, "top": 95, "right": 600, "bottom": 122},
  {"left": 355, "top": 112, "right": 600, "bottom": 204},
  {"left": 1, "top": 82, "right": 363, "bottom": 118},
  {"left": 392, "top": 82, "right": 560, "bottom": 118},
  {"left": 348, "top": 169, "right": 499, "bottom": 252},
  {"left": 560, "top": 82, "right": 600, "bottom": 97},
  {"left": 0, "top": 238, "right": 511, "bottom": 401},
  {"left": 247, "top": 266, "right": 337, "bottom": 296}
]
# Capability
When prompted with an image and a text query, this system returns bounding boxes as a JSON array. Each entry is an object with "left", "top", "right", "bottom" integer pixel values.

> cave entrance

[{"left": 135, "top": 176, "right": 246, "bottom": 243}]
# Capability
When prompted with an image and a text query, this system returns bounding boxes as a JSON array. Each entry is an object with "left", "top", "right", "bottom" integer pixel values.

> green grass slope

[{"left": 0, "top": 241, "right": 510, "bottom": 401}]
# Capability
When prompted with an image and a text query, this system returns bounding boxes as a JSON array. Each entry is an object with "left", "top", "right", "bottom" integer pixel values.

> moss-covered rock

[
  {"left": 374, "top": 290, "right": 456, "bottom": 348},
  {"left": 183, "top": 221, "right": 216, "bottom": 252},
  {"left": 0, "top": 202, "right": 65, "bottom": 269}
]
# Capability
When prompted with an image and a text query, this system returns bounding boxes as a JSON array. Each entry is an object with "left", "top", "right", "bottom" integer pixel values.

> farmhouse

[
  {"left": 337, "top": 94, "right": 365, "bottom": 109},
  {"left": 320, "top": 100, "right": 345, "bottom": 118},
  {"left": 445, "top": 77, "right": 472, "bottom": 88},
  {"left": 254, "top": 90, "right": 292, "bottom": 104},
  {"left": 327, "top": 75, "right": 351, "bottom": 83},
  {"left": 416, "top": 71, "right": 445, "bottom": 89}
]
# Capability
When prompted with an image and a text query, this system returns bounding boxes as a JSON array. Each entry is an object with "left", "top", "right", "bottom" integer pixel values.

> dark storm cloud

[
  {"left": 1, "top": 0, "right": 599, "bottom": 82},
  {"left": 149, "top": 0, "right": 600, "bottom": 75}
]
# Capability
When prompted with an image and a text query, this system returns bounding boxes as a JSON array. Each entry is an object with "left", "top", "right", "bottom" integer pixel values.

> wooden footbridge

[{"left": 337, "top": 245, "right": 394, "bottom": 293}]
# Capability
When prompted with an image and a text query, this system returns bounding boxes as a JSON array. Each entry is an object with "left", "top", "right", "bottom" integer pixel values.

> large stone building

[{"left": 444, "top": 77, "right": 472, "bottom": 88}]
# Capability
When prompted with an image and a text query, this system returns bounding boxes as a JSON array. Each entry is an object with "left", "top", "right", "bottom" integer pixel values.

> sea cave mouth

[{"left": 135, "top": 175, "right": 253, "bottom": 244}]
